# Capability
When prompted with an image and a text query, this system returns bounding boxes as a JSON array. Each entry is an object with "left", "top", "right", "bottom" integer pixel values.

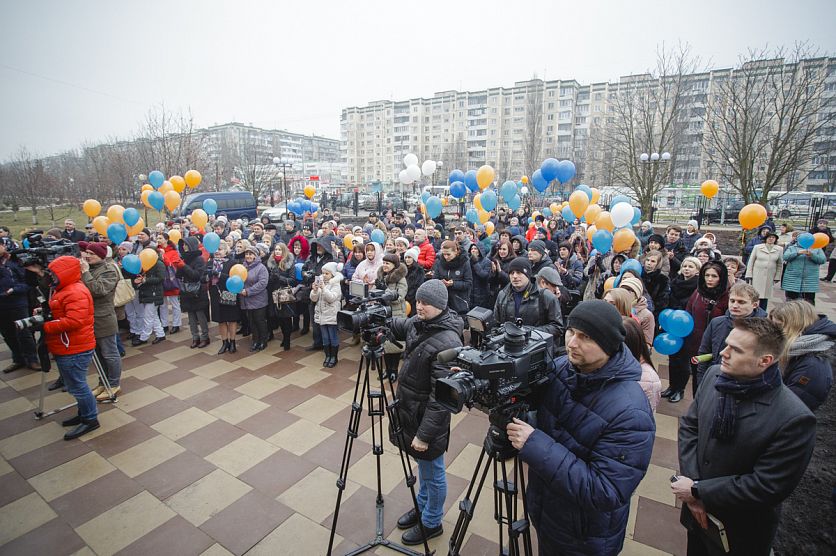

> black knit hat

[
  {"left": 567, "top": 300, "right": 626, "bottom": 356},
  {"left": 528, "top": 240, "right": 547, "bottom": 255},
  {"left": 508, "top": 256, "right": 531, "bottom": 277}
]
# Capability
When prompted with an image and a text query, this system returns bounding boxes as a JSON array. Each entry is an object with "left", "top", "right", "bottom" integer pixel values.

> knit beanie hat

[
  {"left": 619, "top": 273, "right": 644, "bottom": 301},
  {"left": 647, "top": 234, "right": 665, "bottom": 247},
  {"left": 404, "top": 247, "right": 420, "bottom": 262},
  {"left": 528, "top": 240, "right": 547, "bottom": 255},
  {"left": 508, "top": 256, "right": 532, "bottom": 278},
  {"left": 383, "top": 253, "right": 401, "bottom": 267},
  {"left": 416, "top": 279, "right": 448, "bottom": 310},
  {"left": 394, "top": 237, "right": 410, "bottom": 248},
  {"left": 567, "top": 300, "right": 626, "bottom": 356},
  {"left": 118, "top": 241, "right": 133, "bottom": 252},
  {"left": 322, "top": 262, "right": 344, "bottom": 275},
  {"left": 78, "top": 241, "right": 108, "bottom": 260}
]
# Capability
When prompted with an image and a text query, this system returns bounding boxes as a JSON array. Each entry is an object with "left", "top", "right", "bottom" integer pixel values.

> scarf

[
  {"left": 710, "top": 364, "right": 782, "bottom": 440},
  {"left": 788, "top": 334, "right": 834, "bottom": 358}
]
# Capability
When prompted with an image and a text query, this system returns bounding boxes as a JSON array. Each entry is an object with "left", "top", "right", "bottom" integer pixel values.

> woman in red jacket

[
  {"left": 42, "top": 256, "right": 98, "bottom": 440},
  {"left": 158, "top": 234, "right": 183, "bottom": 334}
]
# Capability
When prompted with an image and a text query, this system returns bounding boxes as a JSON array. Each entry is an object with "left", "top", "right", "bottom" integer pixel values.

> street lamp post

[
  {"left": 273, "top": 157, "right": 292, "bottom": 218},
  {"left": 721, "top": 157, "right": 734, "bottom": 225},
  {"left": 639, "top": 151, "right": 671, "bottom": 223}
]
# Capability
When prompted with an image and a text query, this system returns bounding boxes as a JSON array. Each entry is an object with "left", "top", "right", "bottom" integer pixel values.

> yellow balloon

[
  {"left": 738, "top": 204, "right": 767, "bottom": 229},
  {"left": 485, "top": 221, "right": 495, "bottom": 235},
  {"left": 168, "top": 229, "right": 182, "bottom": 244},
  {"left": 141, "top": 184, "right": 153, "bottom": 193},
  {"left": 478, "top": 210, "right": 491, "bottom": 224},
  {"left": 812, "top": 233, "right": 830, "bottom": 250},
  {"left": 569, "top": 191, "right": 590, "bottom": 218},
  {"left": 304, "top": 184, "right": 316, "bottom": 199},
  {"left": 595, "top": 211, "right": 614, "bottom": 232},
  {"left": 532, "top": 211, "right": 541, "bottom": 219},
  {"left": 184, "top": 170, "right": 202, "bottom": 188},
  {"left": 141, "top": 190, "right": 152, "bottom": 208},
  {"left": 128, "top": 217, "right": 144, "bottom": 236},
  {"left": 405, "top": 301, "right": 411, "bottom": 315},
  {"left": 549, "top": 202, "right": 560, "bottom": 215},
  {"left": 476, "top": 165, "right": 495, "bottom": 190},
  {"left": 613, "top": 228, "right": 637, "bottom": 252},
  {"left": 473, "top": 193, "right": 483, "bottom": 211},
  {"left": 169, "top": 175, "right": 186, "bottom": 193},
  {"left": 158, "top": 181, "right": 174, "bottom": 195},
  {"left": 521, "top": 176, "right": 529, "bottom": 185},
  {"left": 164, "top": 191, "right": 181, "bottom": 212},
  {"left": 230, "top": 263, "right": 248, "bottom": 281},
  {"left": 441, "top": 197, "right": 448, "bottom": 207},
  {"left": 586, "top": 225, "right": 597, "bottom": 241},
  {"left": 139, "top": 248, "right": 159, "bottom": 272},
  {"left": 584, "top": 204, "right": 602, "bottom": 224},
  {"left": 92, "top": 216, "right": 110, "bottom": 236},
  {"left": 106, "top": 205, "right": 125, "bottom": 224},
  {"left": 83, "top": 199, "right": 101, "bottom": 218},
  {"left": 590, "top": 188, "right": 601, "bottom": 205},
  {"left": 561, "top": 201, "right": 569, "bottom": 207},
  {"left": 700, "top": 180, "right": 719, "bottom": 199},
  {"left": 191, "top": 208, "right": 208, "bottom": 230},
  {"left": 343, "top": 234, "right": 354, "bottom": 249}
]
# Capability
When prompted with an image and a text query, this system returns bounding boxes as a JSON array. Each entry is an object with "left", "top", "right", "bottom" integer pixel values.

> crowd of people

[{"left": 0, "top": 203, "right": 833, "bottom": 554}]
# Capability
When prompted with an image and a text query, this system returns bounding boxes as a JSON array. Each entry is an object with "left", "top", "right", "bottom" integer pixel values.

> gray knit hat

[
  {"left": 404, "top": 247, "right": 420, "bottom": 262},
  {"left": 416, "top": 279, "right": 448, "bottom": 310},
  {"left": 536, "top": 266, "right": 563, "bottom": 287},
  {"left": 528, "top": 240, "right": 547, "bottom": 255}
]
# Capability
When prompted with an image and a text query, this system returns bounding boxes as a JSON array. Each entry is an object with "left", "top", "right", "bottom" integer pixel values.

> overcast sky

[{"left": 2, "top": 0, "right": 834, "bottom": 160}]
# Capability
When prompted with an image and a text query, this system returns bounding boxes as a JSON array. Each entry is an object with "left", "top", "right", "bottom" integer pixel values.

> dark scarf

[
  {"left": 710, "top": 364, "right": 782, "bottom": 440},
  {"left": 670, "top": 274, "right": 698, "bottom": 304}
]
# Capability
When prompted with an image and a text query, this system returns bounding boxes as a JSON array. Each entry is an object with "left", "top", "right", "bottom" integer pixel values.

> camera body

[
  {"left": 336, "top": 282, "right": 396, "bottom": 334},
  {"left": 12, "top": 232, "right": 80, "bottom": 268}
]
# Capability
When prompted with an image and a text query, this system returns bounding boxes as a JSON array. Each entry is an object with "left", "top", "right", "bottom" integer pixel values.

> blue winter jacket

[
  {"left": 696, "top": 307, "right": 768, "bottom": 383},
  {"left": 520, "top": 347, "right": 656, "bottom": 555},
  {"left": 782, "top": 317, "right": 835, "bottom": 412},
  {"left": 0, "top": 257, "right": 30, "bottom": 311},
  {"left": 782, "top": 245, "right": 826, "bottom": 293}
]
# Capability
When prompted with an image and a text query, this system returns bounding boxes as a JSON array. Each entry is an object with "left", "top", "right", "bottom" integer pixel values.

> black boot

[
  {"left": 330, "top": 345, "right": 339, "bottom": 367},
  {"left": 217, "top": 340, "right": 230, "bottom": 355},
  {"left": 229, "top": 339, "right": 237, "bottom": 353},
  {"left": 64, "top": 418, "right": 100, "bottom": 440},
  {"left": 322, "top": 345, "right": 332, "bottom": 368},
  {"left": 384, "top": 353, "right": 400, "bottom": 381}
]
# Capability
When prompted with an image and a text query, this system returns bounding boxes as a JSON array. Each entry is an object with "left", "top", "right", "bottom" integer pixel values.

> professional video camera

[
  {"left": 12, "top": 231, "right": 79, "bottom": 268},
  {"left": 336, "top": 282, "right": 397, "bottom": 334}
]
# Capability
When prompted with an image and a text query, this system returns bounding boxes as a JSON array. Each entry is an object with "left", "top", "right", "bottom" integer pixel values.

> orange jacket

[{"left": 44, "top": 256, "right": 96, "bottom": 356}]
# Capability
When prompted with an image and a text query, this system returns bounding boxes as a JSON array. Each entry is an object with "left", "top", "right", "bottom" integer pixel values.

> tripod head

[{"left": 484, "top": 399, "right": 534, "bottom": 461}]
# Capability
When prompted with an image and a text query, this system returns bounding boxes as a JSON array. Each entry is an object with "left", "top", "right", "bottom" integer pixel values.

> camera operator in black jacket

[
  {"left": 494, "top": 256, "right": 563, "bottom": 339},
  {"left": 388, "top": 279, "right": 463, "bottom": 546}
]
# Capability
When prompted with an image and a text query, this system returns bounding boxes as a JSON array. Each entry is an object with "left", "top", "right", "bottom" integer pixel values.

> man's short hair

[
  {"left": 729, "top": 282, "right": 759, "bottom": 303},
  {"left": 732, "top": 317, "right": 785, "bottom": 358}
]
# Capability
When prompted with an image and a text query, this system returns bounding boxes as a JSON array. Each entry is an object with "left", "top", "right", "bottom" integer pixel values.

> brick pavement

[{"left": 1, "top": 279, "right": 833, "bottom": 555}]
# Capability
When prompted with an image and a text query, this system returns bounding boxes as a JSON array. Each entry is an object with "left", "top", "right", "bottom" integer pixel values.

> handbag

[
  {"left": 180, "top": 280, "right": 201, "bottom": 296},
  {"left": 273, "top": 287, "right": 295, "bottom": 305},
  {"left": 113, "top": 277, "right": 135, "bottom": 307},
  {"left": 162, "top": 265, "right": 180, "bottom": 291},
  {"left": 219, "top": 289, "right": 238, "bottom": 306}
]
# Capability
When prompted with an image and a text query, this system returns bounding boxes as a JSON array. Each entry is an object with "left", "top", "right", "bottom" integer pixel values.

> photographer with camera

[
  {"left": 493, "top": 256, "right": 562, "bottom": 338},
  {"left": 388, "top": 279, "right": 463, "bottom": 546},
  {"left": 0, "top": 237, "right": 40, "bottom": 373},
  {"left": 505, "top": 300, "right": 656, "bottom": 555}
]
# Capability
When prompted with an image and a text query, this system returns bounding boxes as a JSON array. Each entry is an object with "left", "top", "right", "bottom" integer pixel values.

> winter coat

[
  {"left": 288, "top": 235, "right": 310, "bottom": 262},
  {"left": 668, "top": 274, "right": 698, "bottom": 310},
  {"left": 375, "top": 264, "right": 408, "bottom": 318},
  {"left": 416, "top": 238, "right": 436, "bottom": 271},
  {"left": 782, "top": 245, "right": 826, "bottom": 293},
  {"left": 469, "top": 244, "right": 493, "bottom": 310},
  {"left": 642, "top": 269, "right": 670, "bottom": 318},
  {"left": 0, "top": 256, "right": 30, "bottom": 311},
  {"left": 404, "top": 262, "right": 425, "bottom": 315},
  {"left": 633, "top": 295, "right": 655, "bottom": 347},
  {"left": 81, "top": 259, "right": 119, "bottom": 338},
  {"left": 175, "top": 237, "right": 209, "bottom": 313},
  {"left": 267, "top": 255, "right": 297, "bottom": 318},
  {"left": 311, "top": 272, "right": 343, "bottom": 325},
  {"left": 682, "top": 231, "right": 702, "bottom": 252},
  {"left": 137, "top": 260, "right": 165, "bottom": 305},
  {"left": 44, "top": 256, "right": 96, "bottom": 356},
  {"left": 636, "top": 227, "right": 654, "bottom": 250},
  {"left": 161, "top": 243, "right": 182, "bottom": 296},
  {"left": 388, "top": 309, "right": 463, "bottom": 461},
  {"left": 511, "top": 234, "right": 529, "bottom": 257},
  {"left": 493, "top": 280, "right": 563, "bottom": 338},
  {"left": 521, "top": 347, "right": 655, "bottom": 555},
  {"left": 488, "top": 251, "right": 515, "bottom": 298},
  {"left": 743, "top": 227, "right": 771, "bottom": 261},
  {"left": 639, "top": 362, "right": 662, "bottom": 412},
  {"left": 240, "top": 258, "right": 269, "bottom": 310},
  {"left": 351, "top": 242, "right": 384, "bottom": 286},
  {"left": 343, "top": 253, "right": 364, "bottom": 282},
  {"left": 431, "top": 252, "right": 473, "bottom": 315},
  {"left": 684, "top": 288, "right": 729, "bottom": 362},
  {"left": 696, "top": 307, "right": 768, "bottom": 383},
  {"left": 745, "top": 243, "right": 783, "bottom": 300},
  {"left": 556, "top": 253, "right": 584, "bottom": 290},
  {"left": 781, "top": 317, "right": 835, "bottom": 412}
]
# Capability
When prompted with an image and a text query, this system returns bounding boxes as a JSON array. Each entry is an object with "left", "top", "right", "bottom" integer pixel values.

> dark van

[{"left": 181, "top": 191, "right": 257, "bottom": 223}]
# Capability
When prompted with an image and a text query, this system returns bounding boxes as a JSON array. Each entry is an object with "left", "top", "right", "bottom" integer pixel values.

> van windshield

[{"left": 183, "top": 194, "right": 201, "bottom": 210}]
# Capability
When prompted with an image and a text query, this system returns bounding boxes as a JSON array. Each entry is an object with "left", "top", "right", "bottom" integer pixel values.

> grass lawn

[{"left": 0, "top": 205, "right": 168, "bottom": 239}]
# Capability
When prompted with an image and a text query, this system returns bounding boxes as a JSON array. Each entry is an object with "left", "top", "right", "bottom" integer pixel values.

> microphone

[{"left": 436, "top": 347, "right": 463, "bottom": 364}]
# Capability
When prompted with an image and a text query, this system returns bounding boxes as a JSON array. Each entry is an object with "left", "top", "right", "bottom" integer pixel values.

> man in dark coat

[
  {"left": 673, "top": 317, "right": 815, "bottom": 556},
  {"left": 527, "top": 240, "right": 554, "bottom": 276},
  {"left": 494, "top": 257, "right": 562, "bottom": 339},
  {"left": 506, "top": 300, "right": 656, "bottom": 555},
  {"left": 61, "top": 219, "right": 86, "bottom": 242},
  {"left": 0, "top": 238, "right": 39, "bottom": 372},
  {"left": 389, "top": 280, "right": 463, "bottom": 546},
  {"left": 664, "top": 225, "right": 688, "bottom": 275}
]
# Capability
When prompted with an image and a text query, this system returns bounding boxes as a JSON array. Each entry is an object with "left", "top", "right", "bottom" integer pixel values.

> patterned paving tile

[
  {"left": 132, "top": 450, "right": 217, "bottom": 500},
  {"left": 0, "top": 492, "right": 58, "bottom": 546},
  {"left": 165, "top": 469, "right": 252, "bottom": 527},
  {"left": 198, "top": 491, "right": 293, "bottom": 555}
]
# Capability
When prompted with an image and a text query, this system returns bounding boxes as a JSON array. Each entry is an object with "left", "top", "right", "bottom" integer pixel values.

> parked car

[
  {"left": 691, "top": 202, "right": 775, "bottom": 225},
  {"left": 181, "top": 191, "right": 257, "bottom": 223},
  {"left": 260, "top": 206, "right": 289, "bottom": 223}
]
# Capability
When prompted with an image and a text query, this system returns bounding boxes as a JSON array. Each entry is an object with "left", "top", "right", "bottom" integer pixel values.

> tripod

[
  {"left": 447, "top": 409, "right": 533, "bottom": 556},
  {"left": 327, "top": 327, "right": 433, "bottom": 556},
  {"left": 34, "top": 352, "right": 117, "bottom": 420}
]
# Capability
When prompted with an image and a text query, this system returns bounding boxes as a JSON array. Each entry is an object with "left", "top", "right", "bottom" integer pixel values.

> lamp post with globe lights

[
  {"left": 639, "top": 151, "right": 671, "bottom": 223},
  {"left": 272, "top": 157, "right": 292, "bottom": 215}
]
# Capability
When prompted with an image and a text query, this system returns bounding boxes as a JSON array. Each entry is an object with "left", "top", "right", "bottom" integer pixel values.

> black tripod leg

[
  {"left": 447, "top": 447, "right": 493, "bottom": 556},
  {"left": 515, "top": 458, "right": 533, "bottom": 556}
]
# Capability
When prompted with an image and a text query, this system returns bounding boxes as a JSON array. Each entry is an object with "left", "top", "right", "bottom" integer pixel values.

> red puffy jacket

[
  {"left": 417, "top": 239, "right": 436, "bottom": 271},
  {"left": 161, "top": 243, "right": 182, "bottom": 296},
  {"left": 43, "top": 256, "right": 96, "bottom": 356}
]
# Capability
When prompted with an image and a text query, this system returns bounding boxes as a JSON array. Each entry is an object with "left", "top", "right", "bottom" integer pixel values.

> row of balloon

[
  {"left": 654, "top": 310, "right": 696, "bottom": 355},
  {"left": 399, "top": 153, "right": 438, "bottom": 186},
  {"left": 700, "top": 179, "right": 772, "bottom": 231},
  {"left": 797, "top": 232, "right": 831, "bottom": 250},
  {"left": 287, "top": 184, "right": 320, "bottom": 218},
  {"left": 445, "top": 165, "right": 497, "bottom": 225}
]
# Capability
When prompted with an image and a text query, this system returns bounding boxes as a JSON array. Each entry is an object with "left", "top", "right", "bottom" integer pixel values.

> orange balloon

[
  {"left": 603, "top": 276, "right": 617, "bottom": 292},
  {"left": 83, "top": 199, "right": 101, "bottom": 218},
  {"left": 613, "top": 228, "right": 637, "bottom": 252},
  {"left": 485, "top": 221, "right": 495, "bottom": 235},
  {"left": 170, "top": 175, "right": 186, "bottom": 193},
  {"left": 191, "top": 208, "right": 208, "bottom": 230},
  {"left": 595, "top": 211, "right": 614, "bottom": 232},
  {"left": 92, "top": 216, "right": 110, "bottom": 236},
  {"left": 158, "top": 181, "right": 174, "bottom": 195},
  {"left": 139, "top": 248, "right": 158, "bottom": 271},
  {"left": 106, "top": 205, "right": 125, "bottom": 224},
  {"left": 812, "top": 232, "right": 830, "bottom": 250},
  {"left": 230, "top": 263, "right": 248, "bottom": 281},
  {"left": 128, "top": 217, "right": 144, "bottom": 236},
  {"left": 569, "top": 190, "right": 590, "bottom": 218},
  {"left": 478, "top": 210, "right": 491, "bottom": 224},
  {"left": 164, "top": 191, "right": 181, "bottom": 212},
  {"left": 584, "top": 204, "right": 602, "bottom": 224},
  {"left": 521, "top": 176, "right": 529, "bottom": 184},
  {"left": 473, "top": 193, "right": 483, "bottom": 211},
  {"left": 700, "top": 180, "right": 719, "bottom": 199},
  {"left": 141, "top": 190, "right": 152, "bottom": 208},
  {"left": 586, "top": 225, "right": 598, "bottom": 241},
  {"left": 168, "top": 229, "right": 182, "bottom": 244},
  {"left": 476, "top": 165, "right": 495, "bottom": 190},
  {"left": 441, "top": 197, "right": 448, "bottom": 206},
  {"left": 343, "top": 234, "right": 354, "bottom": 249},
  {"left": 590, "top": 188, "right": 601, "bottom": 205},
  {"left": 184, "top": 169, "right": 202, "bottom": 188},
  {"left": 141, "top": 184, "right": 153, "bottom": 193},
  {"left": 405, "top": 301, "right": 412, "bottom": 315},
  {"left": 738, "top": 203, "right": 767, "bottom": 229}
]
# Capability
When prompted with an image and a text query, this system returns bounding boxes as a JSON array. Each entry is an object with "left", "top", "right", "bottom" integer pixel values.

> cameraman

[
  {"left": 388, "top": 280, "right": 463, "bottom": 546},
  {"left": 493, "top": 257, "right": 562, "bottom": 338},
  {"left": 505, "top": 300, "right": 656, "bottom": 555},
  {"left": 0, "top": 238, "right": 39, "bottom": 372}
]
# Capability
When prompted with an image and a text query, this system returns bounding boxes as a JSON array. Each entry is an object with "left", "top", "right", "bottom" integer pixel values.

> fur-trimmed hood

[{"left": 377, "top": 261, "right": 407, "bottom": 284}]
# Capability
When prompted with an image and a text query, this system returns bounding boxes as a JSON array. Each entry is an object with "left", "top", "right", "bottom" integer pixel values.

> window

[
  {"left": 560, "top": 99, "right": 572, "bottom": 108},
  {"left": 559, "top": 111, "right": 571, "bottom": 120},
  {"left": 547, "top": 102, "right": 555, "bottom": 109}
]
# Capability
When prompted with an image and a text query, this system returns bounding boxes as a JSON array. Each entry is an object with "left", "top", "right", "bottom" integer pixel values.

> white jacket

[{"left": 311, "top": 273, "right": 343, "bottom": 325}]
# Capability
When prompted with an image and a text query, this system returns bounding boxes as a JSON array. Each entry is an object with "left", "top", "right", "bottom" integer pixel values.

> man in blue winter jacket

[{"left": 506, "top": 300, "right": 656, "bottom": 555}]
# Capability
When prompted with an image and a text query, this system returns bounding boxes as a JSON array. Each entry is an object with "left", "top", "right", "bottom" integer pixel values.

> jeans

[
  {"left": 116, "top": 333, "right": 125, "bottom": 356},
  {"left": 95, "top": 334, "right": 122, "bottom": 387},
  {"left": 320, "top": 324, "right": 339, "bottom": 346},
  {"left": 416, "top": 453, "right": 447, "bottom": 528},
  {"left": 55, "top": 349, "right": 97, "bottom": 421},
  {"left": 159, "top": 296, "right": 182, "bottom": 326},
  {"left": 188, "top": 310, "right": 209, "bottom": 341},
  {"left": 0, "top": 305, "right": 38, "bottom": 365},
  {"left": 139, "top": 302, "right": 165, "bottom": 340}
]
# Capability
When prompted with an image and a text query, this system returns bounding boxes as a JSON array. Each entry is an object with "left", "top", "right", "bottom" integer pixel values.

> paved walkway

[{"left": 1, "top": 280, "right": 834, "bottom": 556}]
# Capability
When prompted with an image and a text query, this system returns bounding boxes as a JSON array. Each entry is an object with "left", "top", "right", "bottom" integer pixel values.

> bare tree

[
  {"left": 231, "top": 134, "right": 278, "bottom": 203},
  {"left": 593, "top": 43, "right": 701, "bottom": 215},
  {"left": 704, "top": 43, "right": 835, "bottom": 204},
  {"left": 8, "top": 147, "right": 49, "bottom": 225},
  {"left": 522, "top": 78, "right": 544, "bottom": 180}
]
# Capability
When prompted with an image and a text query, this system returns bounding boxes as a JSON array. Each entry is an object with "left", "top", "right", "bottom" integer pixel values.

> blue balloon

[
  {"left": 480, "top": 190, "right": 497, "bottom": 212},
  {"left": 148, "top": 191, "right": 164, "bottom": 211},
  {"left": 425, "top": 196, "right": 442, "bottom": 219},
  {"left": 203, "top": 232, "right": 221, "bottom": 254},
  {"left": 531, "top": 169, "right": 549, "bottom": 193},
  {"left": 632, "top": 207, "right": 642, "bottom": 225},
  {"left": 507, "top": 195, "right": 521, "bottom": 210},
  {"left": 555, "top": 160, "right": 576, "bottom": 184},
  {"left": 561, "top": 205, "right": 575, "bottom": 221},
  {"left": 658, "top": 308, "right": 675, "bottom": 331},
  {"left": 123, "top": 207, "right": 140, "bottom": 227},
  {"left": 621, "top": 258, "right": 643, "bottom": 276},
  {"left": 466, "top": 208, "right": 479, "bottom": 224},
  {"left": 500, "top": 181, "right": 517, "bottom": 201},
  {"left": 122, "top": 254, "right": 141, "bottom": 275},
  {"left": 542, "top": 207, "right": 552, "bottom": 218},
  {"left": 420, "top": 191, "right": 431, "bottom": 203},
  {"left": 203, "top": 198, "right": 218, "bottom": 215},
  {"left": 22, "top": 238, "right": 30, "bottom": 248},
  {"left": 450, "top": 181, "right": 466, "bottom": 199},
  {"left": 540, "top": 158, "right": 560, "bottom": 182},
  {"left": 107, "top": 223, "right": 127, "bottom": 244},
  {"left": 294, "top": 262, "right": 304, "bottom": 281},
  {"left": 654, "top": 333, "right": 684, "bottom": 356},
  {"left": 592, "top": 229, "right": 613, "bottom": 253},
  {"left": 226, "top": 275, "right": 244, "bottom": 294},
  {"left": 310, "top": 202, "right": 319, "bottom": 213},
  {"left": 371, "top": 229, "right": 385, "bottom": 244},
  {"left": 610, "top": 195, "right": 631, "bottom": 208},
  {"left": 464, "top": 170, "right": 480, "bottom": 192},
  {"left": 797, "top": 232, "right": 814, "bottom": 249},
  {"left": 148, "top": 170, "right": 165, "bottom": 189},
  {"left": 576, "top": 184, "right": 593, "bottom": 201},
  {"left": 666, "top": 310, "right": 695, "bottom": 338},
  {"left": 448, "top": 169, "right": 465, "bottom": 184}
]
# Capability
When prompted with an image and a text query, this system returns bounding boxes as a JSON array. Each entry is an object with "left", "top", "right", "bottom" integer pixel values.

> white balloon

[
  {"left": 611, "top": 202, "right": 634, "bottom": 228},
  {"left": 421, "top": 160, "right": 437, "bottom": 176},
  {"left": 403, "top": 153, "right": 418, "bottom": 167},
  {"left": 520, "top": 186, "right": 529, "bottom": 195},
  {"left": 399, "top": 169, "right": 413, "bottom": 185},
  {"left": 406, "top": 164, "right": 422, "bottom": 182}
]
